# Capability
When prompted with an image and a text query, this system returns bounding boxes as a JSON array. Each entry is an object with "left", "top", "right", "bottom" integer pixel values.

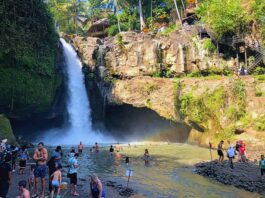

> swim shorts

[
  {"left": 34, "top": 165, "right": 47, "bottom": 178},
  {"left": 69, "top": 173, "right": 77, "bottom": 185},
  {"left": 217, "top": 150, "right": 224, "bottom": 157},
  {"left": 52, "top": 180, "right": 60, "bottom": 188}
]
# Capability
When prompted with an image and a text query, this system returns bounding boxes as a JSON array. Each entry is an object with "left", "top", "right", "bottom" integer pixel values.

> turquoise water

[{"left": 58, "top": 143, "right": 260, "bottom": 198}]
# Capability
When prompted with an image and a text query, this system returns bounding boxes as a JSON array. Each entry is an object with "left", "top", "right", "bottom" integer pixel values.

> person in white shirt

[{"left": 227, "top": 146, "right": 235, "bottom": 169}]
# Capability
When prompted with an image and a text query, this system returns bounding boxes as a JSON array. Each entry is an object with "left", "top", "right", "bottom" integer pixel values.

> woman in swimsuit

[{"left": 89, "top": 174, "right": 105, "bottom": 198}]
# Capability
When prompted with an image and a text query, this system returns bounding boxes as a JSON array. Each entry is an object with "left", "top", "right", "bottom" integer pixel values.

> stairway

[
  {"left": 247, "top": 53, "right": 264, "bottom": 74},
  {"left": 197, "top": 25, "right": 264, "bottom": 74}
]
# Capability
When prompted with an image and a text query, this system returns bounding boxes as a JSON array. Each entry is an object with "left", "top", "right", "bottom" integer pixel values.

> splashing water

[{"left": 40, "top": 38, "right": 112, "bottom": 145}]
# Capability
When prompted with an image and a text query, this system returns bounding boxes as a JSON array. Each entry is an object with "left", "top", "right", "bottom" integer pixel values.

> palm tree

[
  {"left": 138, "top": 0, "right": 147, "bottom": 31},
  {"left": 173, "top": 0, "right": 183, "bottom": 27},
  {"left": 104, "top": 0, "right": 126, "bottom": 32}
]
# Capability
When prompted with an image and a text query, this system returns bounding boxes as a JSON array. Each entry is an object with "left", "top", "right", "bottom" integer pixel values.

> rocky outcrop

[
  {"left": 73, "top": 27, "right": 236, "bottom": 78},
  {"left": 71, "top": 30, "right": 264, "bottom": 145},
  {"left": 72, "top": 36, "right": 102, "bottom": 70},
  {"left": 0, "top": 115, "right": 16, "bottom": 145},
  {"left": 107, "top": 76, "right": 177, "bottom": 120},
  {"left": 105, "top": 76, "right": 265, "bottom": 146},
  {"left": 195, "top": 160, "right": 265, "bottom": 193}
]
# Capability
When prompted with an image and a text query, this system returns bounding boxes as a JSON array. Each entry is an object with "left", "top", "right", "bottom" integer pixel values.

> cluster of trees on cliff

[{"left": 47, "top": 0, "right": 265, "bottom": 43}]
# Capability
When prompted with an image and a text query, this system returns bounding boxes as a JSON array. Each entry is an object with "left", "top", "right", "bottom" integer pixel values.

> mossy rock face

[
  {"left": 0, "top": 0, "right": 60, "bottom": 118},
  {"left": 0, "top": 115, "right": 16, "bottom": 145}
]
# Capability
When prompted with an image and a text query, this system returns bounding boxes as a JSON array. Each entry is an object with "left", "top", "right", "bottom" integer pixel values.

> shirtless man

[
  {"left": 78, "top": 141, "right": 84, "bottom": 155},
  {"left": 217, "top": 140, "right": 224, "bottom": 161},
  {"left": 17, "top": 180, "right": 30, "bottom": 198},
  {"left": 33, "top": 142, "right": 48, "bottom": 198}
]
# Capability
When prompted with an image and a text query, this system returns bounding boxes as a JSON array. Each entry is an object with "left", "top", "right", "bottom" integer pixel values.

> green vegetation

[
  {"left": 159, "top": 24, "right": 179, "bottom": 36},
  {"left": 202, "top": 38, "right": 216, "bottom": 54},
  {"left": 255, "top": 75, "right": 265, "bottom": 81},
  {"left": 144, "top": 83, "right": 159, "bottom": 94},
  {"left": 253, "top": 66, "right": 265, "bottom": 75},
  {"left": 196, "top": 0, "right": 248, "bottom": 40},
  {"left": 251, "top": 0, "right": 265, "bottom": 43},
  {"left": 254, "top": 115, "right": 265, "bottom": 131},
  {"left": 0, "top": 0, "right": 60, "bottom": 117},
  {"left": 179, "top": 84, "right": 249, "bottom": 140},
  {"left": 0, "top": 115, "right": 16, "bottom": 145}
]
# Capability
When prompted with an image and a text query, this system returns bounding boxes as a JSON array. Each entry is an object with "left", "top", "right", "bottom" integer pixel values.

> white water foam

[{"left": 40, "top": 38, "right": 113, "bottom": 145}]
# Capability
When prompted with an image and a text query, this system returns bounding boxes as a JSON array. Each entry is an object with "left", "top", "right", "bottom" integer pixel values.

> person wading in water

[
  {"left": 33, "top": 142, "right": 48, "bottom": 198},
  {"left": 78, "top": 142, "right": 84, "bottom": 155}
]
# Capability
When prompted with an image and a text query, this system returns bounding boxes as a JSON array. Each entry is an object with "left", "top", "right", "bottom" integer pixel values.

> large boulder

[{"left": 72, "top": 36, "right": 102, "bottom": 70}]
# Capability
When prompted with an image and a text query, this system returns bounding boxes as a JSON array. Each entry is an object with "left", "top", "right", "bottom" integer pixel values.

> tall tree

[
  {"left": 173, "top": 0, "right": 182, "bottom": 27},
  {"left": 139, "top": 0, "right": 147, "bottom": 31}
]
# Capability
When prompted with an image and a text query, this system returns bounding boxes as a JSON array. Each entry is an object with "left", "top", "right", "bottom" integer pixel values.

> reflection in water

[{"left": 59, "top": 144, "right": 260, "bottom": 198}]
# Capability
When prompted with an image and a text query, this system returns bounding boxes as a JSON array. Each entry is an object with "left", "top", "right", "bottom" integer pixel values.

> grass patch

[{"left": 254, "top": 115, "right": 265, "bottom": 131}]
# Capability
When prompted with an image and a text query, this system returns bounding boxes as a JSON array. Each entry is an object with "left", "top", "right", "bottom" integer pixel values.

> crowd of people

[
  {"left": 216, "top": 139, "right": 265, "bottom": 177},
  {"left": 0, "top": 139, "right": 151, "bottom": 198}
]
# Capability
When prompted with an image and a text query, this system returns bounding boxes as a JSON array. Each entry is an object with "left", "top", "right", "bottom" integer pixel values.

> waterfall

[
  {"left": 61, "top": 38, "right": 92, "bottom": 141},
  {"left": 41, "top": 39, "right": 109, "bottom": 145}
]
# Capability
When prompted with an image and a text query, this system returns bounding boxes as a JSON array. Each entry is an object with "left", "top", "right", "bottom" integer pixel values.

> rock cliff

[{"left": 71, "top": 29, "right": 265, "bottom": 145}]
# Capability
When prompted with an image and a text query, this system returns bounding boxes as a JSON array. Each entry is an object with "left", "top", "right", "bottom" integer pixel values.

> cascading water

[{"left": 41, "top": 39, "right": 110, "bottom": 145}]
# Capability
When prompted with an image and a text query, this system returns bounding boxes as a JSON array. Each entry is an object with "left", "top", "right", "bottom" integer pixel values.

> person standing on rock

[
  {"left": 259, "top": 155, "right": 265, "bottom": 178},
  {"left": 227, "top": 146, "right": 235, "bottom": 169},
  {"left": 19, "top": 146, "right": 29, "bottom": 174},
  {"left": 217, "top": 140, "right": 224, "bottom": 161},
  {"left": 68, "top": 153, "right": 79, "bottom": 196},
  {"left": 33, "top": 142, "right": 48, "bottom": 198}
]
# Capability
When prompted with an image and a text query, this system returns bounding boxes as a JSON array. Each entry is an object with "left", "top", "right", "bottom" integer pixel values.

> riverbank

[
  {"left": 5, "top": 143, "right": 260, "bottom": 197},
  {"left": 195, "top": 160, "right": 265, "bottom": 195},
  {"left": 7, "top": 167, "right": 141, "bottom": 198}
]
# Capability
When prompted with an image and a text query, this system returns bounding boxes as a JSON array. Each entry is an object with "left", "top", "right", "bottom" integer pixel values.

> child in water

[
  {"left": 50, "top": 164, "right": 62, "bottom": 198},
  {"left": 144, "top": 149, "right": 150, "bottom": 166}
]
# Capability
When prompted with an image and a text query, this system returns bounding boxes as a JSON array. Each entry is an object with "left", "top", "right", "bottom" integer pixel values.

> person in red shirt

[{"left": 239, "top": 143, "right": 247, "bottom": 162}]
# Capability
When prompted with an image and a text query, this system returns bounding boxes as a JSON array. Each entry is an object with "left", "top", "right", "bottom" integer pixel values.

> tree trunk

[
  {"left": 139, "top": 0, "right": 146, "bottom": 31},
  {"left": 173, "top": 0, "right": 182, "bottom": 27},
  {"left": 117, "top": 13, "right": 121, "bottom": 33}
]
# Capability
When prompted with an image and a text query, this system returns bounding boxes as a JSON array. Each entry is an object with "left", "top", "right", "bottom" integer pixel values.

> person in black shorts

[
  {"left": 68, "top": 153, "right": 79, "bottom": 196},
  {"left": 217, "top": 140, "right": 224, "bottom": 161}
]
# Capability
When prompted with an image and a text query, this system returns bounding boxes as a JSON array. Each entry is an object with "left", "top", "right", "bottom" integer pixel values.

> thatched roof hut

[{"left": 87, "top": 18, "right": 110, "bottom": 38}]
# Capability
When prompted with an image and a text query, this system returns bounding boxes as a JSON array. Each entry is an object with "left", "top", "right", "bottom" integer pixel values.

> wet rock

[
  {"left": 195, "top": 160, "right": 265, "bottom": 193},
  {"left": 119, "top": 187, "right": 134, "bottom": 197}
]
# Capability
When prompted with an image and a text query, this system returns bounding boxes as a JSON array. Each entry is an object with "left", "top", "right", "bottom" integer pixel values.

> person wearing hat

[{"left": 0, "top": 154, "right": 12, "bottom": 198}]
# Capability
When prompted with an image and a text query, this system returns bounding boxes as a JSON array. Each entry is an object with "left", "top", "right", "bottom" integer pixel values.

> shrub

[
  {"left": 203, "top": 38, "right": 216, "bottom": 53},
  {"left": 187, "top": 71, "right": 202, "bottom": 77},
  {"left": 254, "top": 115, "right": 265, "bottom": 131},
  {"left": 253, "top": 66, "right": 265, "bottom": 75},
  {"left": 255, "top": 75, "right": 265, "bottom": 81}
]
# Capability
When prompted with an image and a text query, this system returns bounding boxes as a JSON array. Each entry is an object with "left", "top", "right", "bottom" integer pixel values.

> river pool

[{"left": 56, "top": 143, "right": 260, "bottom": 198}]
